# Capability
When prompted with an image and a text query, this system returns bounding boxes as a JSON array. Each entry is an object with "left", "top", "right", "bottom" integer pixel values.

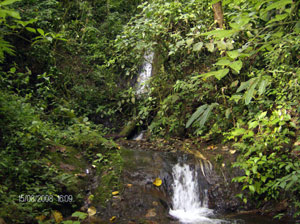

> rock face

[{"left": 95, "top": 143, "right": 247, "bottom": 223}]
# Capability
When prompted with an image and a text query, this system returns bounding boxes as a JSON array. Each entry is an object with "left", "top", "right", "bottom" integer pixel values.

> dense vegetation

[{"left": 0, "top": 0, "right": 299, "bottom": 223}]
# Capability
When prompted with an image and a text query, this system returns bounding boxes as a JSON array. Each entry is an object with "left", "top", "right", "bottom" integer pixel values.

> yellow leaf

[
  {"left": 36, "top": 215, "right": 46, "bottom": 221},
  {"left": 110, "top": 216, "right": 116, "bottom": 222},
  {"left": 88, "top": 206, "right": 97, "bottom": 216},
  {"left": 112, "top": 191, "right": 119, "bottom": 196},
  {"left": 52, "top": 211, "right": 63, "bottom": 223},
  {"left": 153, "top": 177, "right": 162, "bottom": 187},
  {"left": 127, "top": 184, "right": 132, "bottom": 188}
]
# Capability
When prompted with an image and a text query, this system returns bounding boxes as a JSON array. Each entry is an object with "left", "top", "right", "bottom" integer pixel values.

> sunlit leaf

[
  {"left": 228, "top": 60, "right": 243, "bottom": 73},
  {"left": 205, "top": 43, "right": 214, "bottom": 52},
  {"left": 193, "top": 42, "right": 203, "bottom": 51},
  {"left": 227, "top": 50, "right": 239, "bottom": 59},
  {"left": 26, "top": 27, "right": 36, "bottom": 33},
  {"left": 186, "top": 38, "right": 194, "bottom": 47},
  {"left": 0, "top": 0, "right": 21, "bottom": 6},
  {"left": 215, "top": 58, "right": 231, "bottom": 66}
]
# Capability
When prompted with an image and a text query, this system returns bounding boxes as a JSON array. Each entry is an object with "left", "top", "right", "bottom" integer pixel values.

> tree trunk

[{"left": 212, "top": 1, "right": 224, "bottom": 29}]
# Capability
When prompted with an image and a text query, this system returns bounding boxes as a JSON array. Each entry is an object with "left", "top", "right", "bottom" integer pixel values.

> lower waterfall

[{"left": 169, "top": 163, "right": 225, "bottom": 224}]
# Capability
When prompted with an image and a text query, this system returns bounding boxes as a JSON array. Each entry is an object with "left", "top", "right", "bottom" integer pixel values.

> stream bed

[{"left": 97, "top": 146, "right": 293, "bottom": 223}]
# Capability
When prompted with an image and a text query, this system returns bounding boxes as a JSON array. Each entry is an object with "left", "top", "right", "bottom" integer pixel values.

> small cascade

[
  {"left": 132, "top": 130, "right": 145, "bottom": 141},
  {"left": 169, "top": 163, "right": 224, "bottom": 224},
  {"left": 136, "top": 52, "right": 154, "bottom": 95}
]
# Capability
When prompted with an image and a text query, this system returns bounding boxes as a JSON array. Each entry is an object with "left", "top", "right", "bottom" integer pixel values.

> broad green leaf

[
  {"left": 37, "top": 28, "right": 45, "bottom": 36},
  {"left": 176, "top": 40, "right": 185, "bottom": 48},
  {"left": 258, "top": 111, "right": 267, "bottom": 119},
  {"left": 267, "top": 13, "right": 288, "bottom": 24},
  {"left": 245, "top": 79, "right": 259, "bottom": 105},
  {"left": 225, "top": 108, "right": 231, "bottom": 119},
  {"left": 215, "top": 58, "right": 231, "bottom": 66},
  {"left": 229, "top": 60, "right": 243, "bottom": 73},
  {"left": 230, "top": 16, "right": 251, "bottom": 30},
  {"left": 197, "top": 103, "right": 218, "bottom": 128},
  {"left": 264, "top": 0, "right": 293, "bottom": 12},
  {"left": 1, "top": 9, "right": 20, "bottom": 19},
  {"left": 258, "top": 77, "right": 269, "bottom": 95},
  {"left": 26, "top": 27, "right": 36, "bottom": 33},
  {"left": 198, "top": 69, "right": 229, "bottom": 80},
  {"left": 186, "top": 104, "right": 208, "bottom": 128},
  {"left": 252, "top": 166, "right": 258, "bottom": 174},
  {"left": 230, "top": 80, "right": 239, "bottom": 88},
  {"left": 249, "top": 121, "right": 259, "bottom": 129},
  {"left": 227, "top": 50, "right": 239, "bottom": 59},
  {"left": 237, "top": 78, "right": 257, "bottom": 93},
  {"left": 198, "top": 106, "right": 211, "bottom": 128},
  {"left": 193, "top": 42, "right": 203, "bottom": 51},
  {"left": 202, "top": 29, "right": 237, "bottom": 39},
  {"left": 231, "top": 128, "right": 246, "bottom": 136},
  {"left": 249, "top": 185, "right": 256, "bottom": 193},
  {"left": 186, "top": 38, "right": 194, "bottom": 47},
  {"left": 0, "top": 0, "right": 21, "bottom": 6},
  {"left": 205, "top": 43, "right": 214, "bottom": 52},
  {"left": 72, "top": 211, "right": 88, "bottom": 220},
  {"left": 216, "top": 40, "right": 227, "bottom": 50}
]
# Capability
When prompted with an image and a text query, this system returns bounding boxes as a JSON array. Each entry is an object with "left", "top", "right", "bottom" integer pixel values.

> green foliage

[{"left": 186, "top": 103, "right": 219, "bottom": 129}]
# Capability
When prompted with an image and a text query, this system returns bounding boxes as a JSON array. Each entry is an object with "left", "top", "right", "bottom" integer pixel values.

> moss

[
  {"left": 92, "top": 151, "right": 123, "bottom": 207},
  {"left": 119, "top": 120, "right": 136, "bottom": 138}
]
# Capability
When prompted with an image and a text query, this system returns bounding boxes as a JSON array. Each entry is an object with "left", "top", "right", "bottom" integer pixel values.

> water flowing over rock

[
  {"left": 169, "top": 163, "right": 225, "bottom": 224},
  {"left": 136, "top": 52, "right": 154, "bottom": 95}
]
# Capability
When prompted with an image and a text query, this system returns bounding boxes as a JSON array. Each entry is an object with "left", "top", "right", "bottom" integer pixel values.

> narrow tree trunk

[{"left": 212, "top": 1, "right": 224, "bottom": 29}]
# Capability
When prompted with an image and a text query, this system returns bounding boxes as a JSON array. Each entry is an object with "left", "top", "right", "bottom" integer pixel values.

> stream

[{"left": 98, "top": 146, "right": 292, "bottom": 224}]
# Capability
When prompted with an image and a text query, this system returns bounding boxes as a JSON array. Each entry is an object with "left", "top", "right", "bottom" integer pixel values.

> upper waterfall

[{"left": 136, "top": 52, "right": 154, "bottom": 95}]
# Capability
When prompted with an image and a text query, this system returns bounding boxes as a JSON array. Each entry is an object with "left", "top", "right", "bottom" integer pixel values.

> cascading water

[
  {"left": 169, "top": 163, "right": 224, "bottom": 224},
  {"left": 136, "top": 52, "right": 154, "bottom": 95}
]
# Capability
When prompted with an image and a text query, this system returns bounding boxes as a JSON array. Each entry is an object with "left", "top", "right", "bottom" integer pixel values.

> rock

[{"left": 59, "top": 162, "right": 76, "bottom": 171}]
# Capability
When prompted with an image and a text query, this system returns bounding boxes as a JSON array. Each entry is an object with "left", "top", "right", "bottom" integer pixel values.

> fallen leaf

[
  {"left": 52, "top": 210, "right": 63, "bottom": 223},
  {"left": 230, "top": 150, "right": 236, "bottom": 154},
  {"left": 36, "top": 215, "right": 46, "bottom": 221},
  {"left": 127, "top": 184, "right": 132, "bottom": 188},
  {"left": 112, "top": 191, "right": 119, "bottom": 196},
  {"left": 207, "top": 145, "right": 217, "bottom": 150},
  {"left": 145, "top": 209, "right": 156, "bottom": 218},
  {"left": 152, "top": 201, "right": 158, "bottom": 206},
  {"left": 153, "top": 177, "right": 162, "bottom": 187},
  {"left": 88, "top": 206, "right": 97, "bottom": 216},
  {"left": 110, "top": 216, "right": 116, "bottom": 222}
]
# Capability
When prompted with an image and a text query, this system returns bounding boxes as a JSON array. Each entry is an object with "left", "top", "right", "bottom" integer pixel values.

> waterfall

[
  {"left": 136, "top": 52, "right": 154, "bottom": 95},
  {"left": 169, "top": 164, "right": 224, "bottom": 224}
]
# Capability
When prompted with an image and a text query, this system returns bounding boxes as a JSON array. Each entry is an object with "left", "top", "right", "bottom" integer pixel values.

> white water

[
  {"left": 169, "top": 164, "right": 225, "bottom": 224},
  {"left": 132, "top": 131, "right": 144, "bottom": 141},
  {"left": 136, "top": 52, "right": 154, "bottom": 95}
]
